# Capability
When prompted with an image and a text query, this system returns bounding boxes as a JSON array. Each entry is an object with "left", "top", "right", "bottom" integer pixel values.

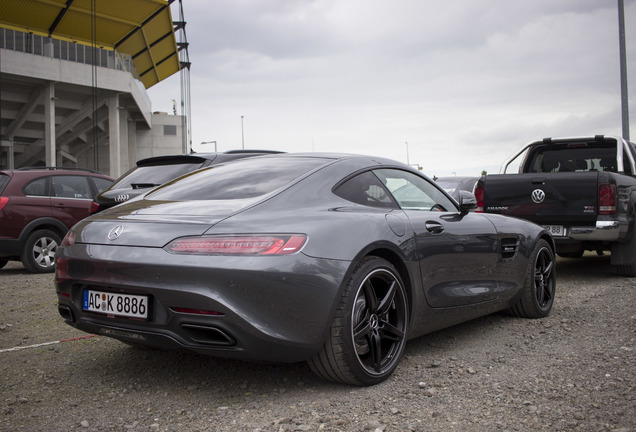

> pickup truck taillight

[
  {"left": 599, "top": 183, "right": 617, "bottom": 214},
  {"left": 474, "top": 183, "right": 484, "bottom": 212}
]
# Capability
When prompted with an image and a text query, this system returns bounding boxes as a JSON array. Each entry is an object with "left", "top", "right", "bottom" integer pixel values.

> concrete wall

[{"left": 135, "top": 113, "right": 185, "bottom": 162}]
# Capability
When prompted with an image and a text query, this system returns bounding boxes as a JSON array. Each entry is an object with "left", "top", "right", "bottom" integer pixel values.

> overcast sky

[{"left": 148, "top": 0, "right": 636, "bottom": 177}]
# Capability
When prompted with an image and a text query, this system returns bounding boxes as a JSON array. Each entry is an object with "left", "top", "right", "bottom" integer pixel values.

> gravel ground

[{"left": 0, "top": 253, "right": 634, "bottom": 432}]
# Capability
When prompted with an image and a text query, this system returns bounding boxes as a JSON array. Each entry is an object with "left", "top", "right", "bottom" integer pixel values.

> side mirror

[{"left": 458, "top": 190, "right": 477, "bottom": 213}]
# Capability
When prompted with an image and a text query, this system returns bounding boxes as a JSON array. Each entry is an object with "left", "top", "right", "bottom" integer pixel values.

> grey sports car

[{"left": 55, "top": 153, "right": 556, "bottom": 386}]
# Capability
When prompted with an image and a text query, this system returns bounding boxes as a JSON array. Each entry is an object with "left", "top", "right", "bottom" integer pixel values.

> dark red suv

[{"left": 0, "top": 167, "right": 114, "bottom": 273}]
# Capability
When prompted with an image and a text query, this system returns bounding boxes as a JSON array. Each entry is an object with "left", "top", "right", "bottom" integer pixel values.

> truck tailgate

[{"left": 483, "top": 172, "right": 599, "bottom": 226}]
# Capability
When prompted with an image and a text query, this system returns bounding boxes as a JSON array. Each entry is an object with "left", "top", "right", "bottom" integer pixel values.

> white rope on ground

[{"left": 0, "top": 334, "right": 98, "bottom": 353}]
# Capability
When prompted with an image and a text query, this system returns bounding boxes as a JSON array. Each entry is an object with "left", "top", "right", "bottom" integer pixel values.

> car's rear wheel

[
  {"left": 309, "top": 257, "right": 409, "bottom": 386},
  {"left": 21, "top": 229, "right": 61, "bottom": 273},
  {"left": 0, "top": 259, "right": 8, "bottom": 269},
  {"left": 510, "top": 239, "right": 556, "bottom": 318}
]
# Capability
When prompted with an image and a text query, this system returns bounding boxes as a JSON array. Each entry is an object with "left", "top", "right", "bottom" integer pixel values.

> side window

[
  {"left": 374, "top": 169, "right": 456, "bottom": 212},
  {"left": 333, "top": 171, "right": 398, "bottom": 209},
  {"left": 23, "top": 177, "right": 49, "bottom": 196},
  {"left": 51, "top": 176, "right": 91, "bottom": 199},
  {"left": 92, "top": 177, "right": 114, "bottom": 195}
]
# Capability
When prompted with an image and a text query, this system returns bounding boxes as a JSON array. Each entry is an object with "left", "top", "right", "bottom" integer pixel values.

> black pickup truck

[{"left": 475, "top": 135, "right": 636, "bottom": 276}]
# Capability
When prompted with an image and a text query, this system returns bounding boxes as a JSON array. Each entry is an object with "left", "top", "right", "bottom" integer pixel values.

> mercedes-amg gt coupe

[{"left": 55, "top": 153, "right": 556, "bottom": 385}]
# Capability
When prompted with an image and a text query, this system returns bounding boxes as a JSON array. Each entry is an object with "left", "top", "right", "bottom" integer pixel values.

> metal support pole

[
  {"left": 241, "top": 116, "right": 245, "bottom": 149},
  {"left": 618, "top": 0, "right": 630, "bottom": 140}
]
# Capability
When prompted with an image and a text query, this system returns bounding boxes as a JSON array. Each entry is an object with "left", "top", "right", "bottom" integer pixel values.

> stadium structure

[{"left": 0, "top": 0, "right": 191, "bottom": 178}]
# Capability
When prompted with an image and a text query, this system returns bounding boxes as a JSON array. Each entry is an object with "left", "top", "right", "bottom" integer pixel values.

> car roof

[
  {"left": 1, "top": 167, "right": 111, "bottom": 177},
  {"left": 135, "top": 150, "right": 284, "bottom": 167}
]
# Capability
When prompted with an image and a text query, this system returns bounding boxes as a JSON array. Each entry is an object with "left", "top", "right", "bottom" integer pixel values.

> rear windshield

[
  {"left": 111, "top": 161, "right": 203, "bottom": 189},
  {"left": 526, "top": 141, "right": 619, "bottom": 173},
  {"left": 146, "top": 157, "right": 329, "bottom": 201}
]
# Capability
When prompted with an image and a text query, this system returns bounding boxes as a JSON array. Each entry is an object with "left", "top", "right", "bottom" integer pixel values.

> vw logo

[
  {"left": 531, "top": 189, "right": 546, "bottom": 204},
  {"left": 107, "top": 225, "right": 124, "bottom": 241},
  {"left": 115, "top": 194, "right": 130, "bottom": 203}
]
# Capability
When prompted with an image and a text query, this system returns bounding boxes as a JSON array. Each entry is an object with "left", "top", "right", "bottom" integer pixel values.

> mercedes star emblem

[{"left": 107, "top": 225, "right": 125, "bottom": 240}]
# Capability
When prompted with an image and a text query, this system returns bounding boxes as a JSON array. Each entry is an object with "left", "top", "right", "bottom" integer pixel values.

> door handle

[{"left": 425, "top": 221, "right": 444, "bottom": 234}]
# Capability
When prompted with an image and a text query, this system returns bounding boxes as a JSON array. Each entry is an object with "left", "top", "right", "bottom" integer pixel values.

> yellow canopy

[{"left": 0, "top": 0, "right": 182, "bottom": 88}]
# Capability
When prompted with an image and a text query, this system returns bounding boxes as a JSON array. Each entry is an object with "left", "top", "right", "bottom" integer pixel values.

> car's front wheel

[
  {"left": 510, "top": 239, "right": 556, "bottom": 318},
  {"left": 21, "top": 229, "right": 61, "bottom": 273},
  {"left": 309, "top": 257, "right": 409, "bottom": 386}
]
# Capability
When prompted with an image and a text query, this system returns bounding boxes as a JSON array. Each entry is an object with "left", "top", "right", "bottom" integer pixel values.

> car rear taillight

[
  {"left": 55, "top": 257, "right": 69, "bottom": 284},
  {"left": 0, "top": 196, "right": 8, "bottom": 212},
  {"left": 165, "top": 234, "right": 307, "bottom": 255},
  {"left": 61, "top": 230, "right": 76, "bottom": 247},
  {"left": 599, "top": 183, "right": 616, "bottom": 214},
  {"left": 474, "top": 183, "right": 484, "bottom": 213},
  {"left": 89, "top": 201, "right": 100, "bottom": 214}
]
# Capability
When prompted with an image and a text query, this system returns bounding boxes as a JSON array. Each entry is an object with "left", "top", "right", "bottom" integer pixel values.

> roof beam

[
  {"left": 115, "top": 3, "right": 172, "bottom": 49},
  {"left": 137, "top": 26, "right": 160, "bottom": 84},
  {"left": 48, "top": 0, "right": 75, "bottom": 36}
]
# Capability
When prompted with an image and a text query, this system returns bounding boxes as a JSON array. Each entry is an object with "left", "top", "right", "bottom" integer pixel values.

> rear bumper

[
  {"left": 55, "top": 244, "right": 350, "bottom": 363},
  {"left": 568, "top": 220, "right": 621, "bottom": 242}
]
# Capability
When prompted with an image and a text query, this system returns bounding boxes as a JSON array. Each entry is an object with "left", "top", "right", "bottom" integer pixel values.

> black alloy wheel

[
  {"left": 309, "top": 257, "right": 409, "bottom": 385},
  {"left": 510, "top": 239, "right": 556, "bottom": 318},
  {"left": 534, "top": 245, "right": 555, "bottom": 310}
]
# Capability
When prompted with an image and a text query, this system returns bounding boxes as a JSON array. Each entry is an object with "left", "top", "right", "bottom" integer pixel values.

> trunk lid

[{"left": 75, "top": 197, "right": 261, "bottom": 247}]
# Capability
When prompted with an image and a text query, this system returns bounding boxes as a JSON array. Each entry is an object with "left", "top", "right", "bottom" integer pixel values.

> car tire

[
  {"left": 21, "top": 229, "right": 61, "bottom": 273},
  {"left": 616, "top": 262, "right": 636, "bottom": 277},
  {"left": 308, "top": 256, "right": 409, "bottom": 386},
  {"left": 0, "top": 259, "right": 8, "bottom": 269},
  {"left": 615, "top": 240, "right": 636, "bottom": 276},
  {"left": 510, "top": 239, "right": 556, "bottom": 318}
]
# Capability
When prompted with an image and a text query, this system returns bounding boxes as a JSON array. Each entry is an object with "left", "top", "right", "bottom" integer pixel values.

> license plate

[
  {"left": 83, "top": 290, "right": 149, "bottom": 319},
  {"left": 543, "top": 225, "right": 566, "bottom": 237}
]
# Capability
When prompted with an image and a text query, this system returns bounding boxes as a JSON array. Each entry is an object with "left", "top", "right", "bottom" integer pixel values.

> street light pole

[
  {"left": 618, "top": 0, "right": 630, "bottom": 140},
  {"left": 405, "top": 141, "right": 410, "bottom": 165},
  {"left": 200, "top": 141, "right": 217, "bottom": 152},
  {"left": 241, "top": 116, "right": 245, "bottom": 149}
]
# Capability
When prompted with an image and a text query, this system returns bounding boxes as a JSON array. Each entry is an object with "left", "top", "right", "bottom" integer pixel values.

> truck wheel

[
  {"left": 308, "top": 257, "right": 409, "bottom": 386},
  {"left": 616, "top": 261, "right": 636, "bottom": 277},
  {"left": 510, "top": 239, "right": 556, "bottom": 318},
  {"left": 21, "top": 229, "right": 61, "bottom": 273}
]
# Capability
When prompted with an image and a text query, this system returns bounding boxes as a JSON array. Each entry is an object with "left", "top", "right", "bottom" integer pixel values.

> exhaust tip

[
  {"left": 181, "top": 324, "right": 236, "bottom": 346},
  {"left": 58, "top": 305, "right": 75, "bottom": 322}
]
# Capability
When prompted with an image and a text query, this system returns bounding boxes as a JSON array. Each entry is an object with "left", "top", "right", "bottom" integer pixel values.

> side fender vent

[{"left": 501, "top": 238, "right": 520, "bottom": 259}]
